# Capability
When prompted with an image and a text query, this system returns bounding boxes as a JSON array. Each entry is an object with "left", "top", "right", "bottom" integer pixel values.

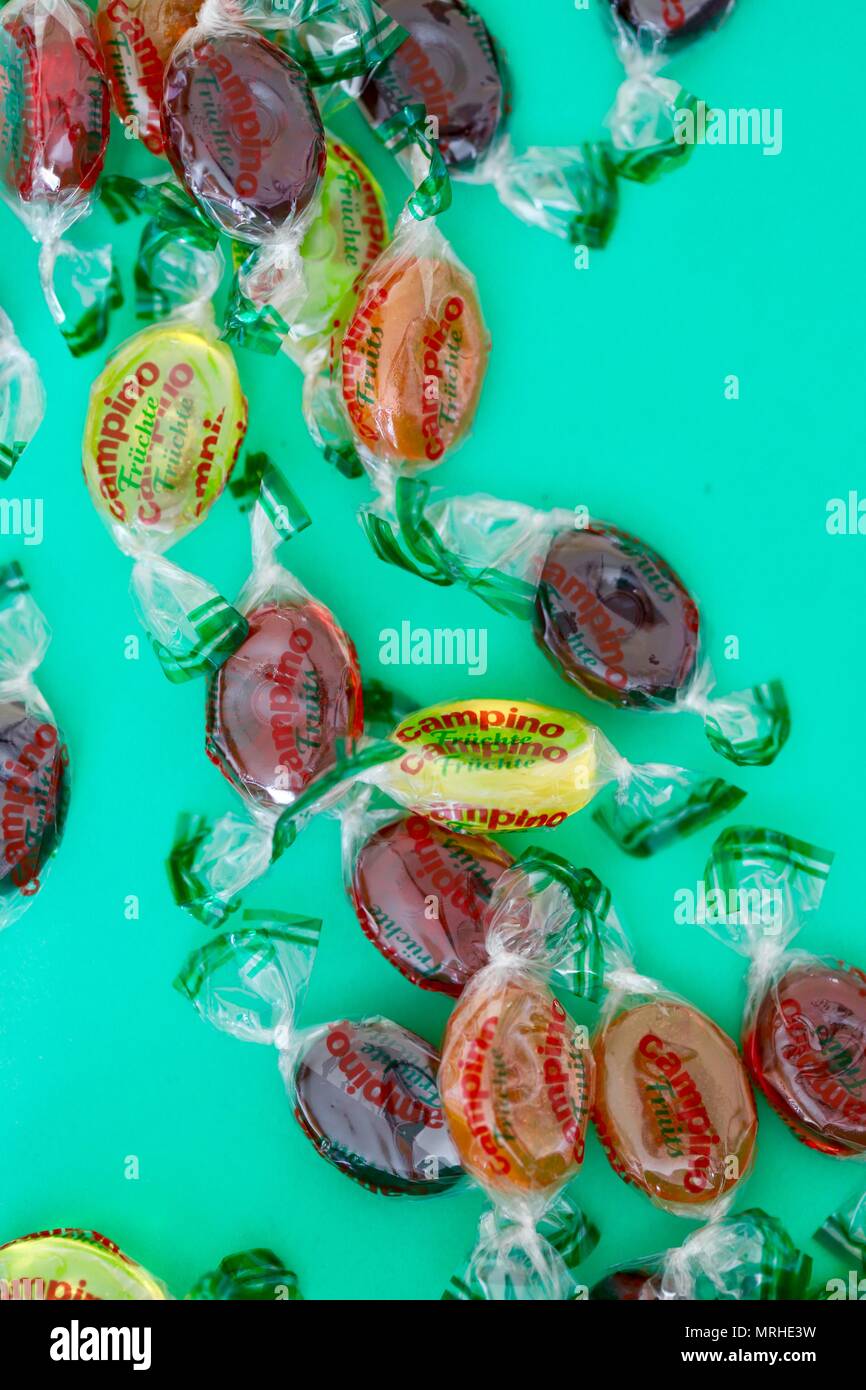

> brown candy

[{"left": 593, "top": 999, "right": 757, "bottom": 1212}]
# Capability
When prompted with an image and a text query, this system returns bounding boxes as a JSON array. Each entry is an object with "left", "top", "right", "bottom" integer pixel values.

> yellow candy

[
  {"left": 381, "top": 698, "right": 600, "bottom": 832},
  {"left": 82, "top": 322, "right": 247, "bottom": 554},
  {"left": 0, "top": 1229, "right": 167, "bottom": 1300}
]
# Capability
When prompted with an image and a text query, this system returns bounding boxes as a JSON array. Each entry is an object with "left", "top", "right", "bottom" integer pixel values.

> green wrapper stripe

[
  {"left": 167, "top": 813, "right": 238, "bottom": 927},
  {"left": 377, "top": 104, "right": 452, "bottom": 220},
  {"left": 593, "top": 773, "right": 746, "bottom": 857},
  {"left": 613, "top": 87, "right": 700, "bottom": 186},
  {"left": 442, "top": 1199, "right": 599, "bottom": 1301},
  {"left": 0, "top": 440, "right": 27, "bottom": 480},
  {"left": 174, "top": 918, "right": 321, "bottom": 1007},
  {"left": 507, "top": 848, "right": 608, "bottom": 1002},
  {"left": 361, "top": 478, "right": 537, "bottom": 618},
  {"left": 0, "top": 560, "right": 28, "bottom": 604},
  {"left": 704, "top": 680, "right": 791, "bottom": 767},
  {"left": 222, "top": 275, "right": 289, "bottom": 355},
  {"left": 152, "top": 599, "right": 250, "bottom": 685},
  {"left": 60, "top": 267, "right": 123, "bottom": 357},
  {"left": 228, "top": 451, "right": 273, "bottom": 509},
  {"left": 274, "top": 739, "right": 405, "bottom": 850},
  {"left": 706, "top": 825, "right": 834, "bottom": 904},
  {"left": 188, "top": 1248, "right": 303, "bottom": 1301},
  {"left": 815, "top": 1191, "right": 866, "bottom": 1269},
  {"left": 258, "top": 464, "right": 312, "bottom": 539},
  {"left": 280, "top": 0, "right": 407, "bottom": 84}
]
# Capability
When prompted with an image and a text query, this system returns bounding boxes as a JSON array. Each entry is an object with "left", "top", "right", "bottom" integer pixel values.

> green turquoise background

[{"left": 0, "top": 0, "right": 864, "bottom": 1300}]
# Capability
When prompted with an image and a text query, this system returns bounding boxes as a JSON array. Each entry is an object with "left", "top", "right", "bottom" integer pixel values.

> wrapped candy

[
  {"left": 362, "top": 479, "right": 790, "bottom": 767},
  {"left": 327, "top": 212, "right": 490, "bottom": 486},
  {"left": 344, "top": 792, "right": 515, "bottom": 994},
  {"left": 0, "top": 563, "right": 70, "bottom": 933},
  {"left": 0, "top": 1227, "right": 300, "bottom": 1300},
  {"left": 602, "top": 0, "right": 736, "bottom": 184},
  {"left": 301, "top": 695, "right": 746, "bottom": 849},
  {"left": 0, "top": 309, "right": 45, "bottom": 480},
  {"left": 96, "top": 0, "right": 200, "bottom": 156},
  {"left": 176, "top": 912, "right": 465, "bottom": 1196},
  {"left": 349, "top": 0, "right": 619, "bottom": 246},
  {"left": 0, "top": 0, "right": 116, "bottom": 354},
  {"left": 81, "top": 288, "right": 248, "bottom": 641},
  {"left": 172, "top": 691, "right": 746, "bottom": 926},
  {"left": 436, "top": 852, "right": 604, "bottom": 1299},
  {"left": 699, "top": 825, "right": 866, "bottom": 1158},
  {"left": 590, "top": 875, "right": 757, "bottom": 1217},
  {"left": 157, "top": 464, "right": 363, "bottom": 915},
  {"left": 344, "top": 796, "right": 616, "bottom": 1005},
  {"left": 591, "top": 1209, "right": 812, "bottom": 1301}
]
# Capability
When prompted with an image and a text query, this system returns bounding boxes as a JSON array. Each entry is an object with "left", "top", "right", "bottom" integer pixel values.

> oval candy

[
  {"left": 745, "top": 962, "right": 866, "bottom": 1157},
  {"left": 82, "top": 322, "right": 247, "bottom": 552},
  {"left": 534, "top": 524, "right": 699, "bottom": 709},
  {"left": 358, "top": 0, "right": 506, "bottom": 173},
  {"left": 439, "top": 973, "right": 594, "bottom": 1195},
  {"left": 592, "top": 999, "right": 757, "bottom": 1214},
  {"left": 0, "top": 0, "right": 110, "bottom": 207},
  {"left": 96, "top": 0, "right": 199, "bottom": 156},
  {"left": 350, "top": 813, "right": 514, "bottom": 995},
  {"left": 162, "top": 30, "right": 326, "bottom": 243},
  {"left": 340, "top": 253, "right": 489, "bottom": 468},
  {"left": 0, "top": 701, "right": 68, "bottom": 916},
  {"left": 291, "top": 1018, "right": 464, "bottom": 1195},
  {"left": 207, "top": 600, "right": 363, "bottom": 810}
]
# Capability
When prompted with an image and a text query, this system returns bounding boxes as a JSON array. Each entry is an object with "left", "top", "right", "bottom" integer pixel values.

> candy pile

[{"left": 1, "top": 0, "right": 846, "bottom": 1309}]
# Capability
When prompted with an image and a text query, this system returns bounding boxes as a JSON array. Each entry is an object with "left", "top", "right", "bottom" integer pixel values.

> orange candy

[
  {"left": 593, "top": 999, "right": 757, "bottom": 1214},
  {"left": 340, "top": 254, "right": 489, "bottom": 469},
  {"left": 439, "top": 972, "right": 594, "bottom": 1197}
]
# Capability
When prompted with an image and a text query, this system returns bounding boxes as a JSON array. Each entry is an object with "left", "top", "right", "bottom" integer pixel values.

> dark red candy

[
  {"left": 358, "top": 0, "right": 506, "bottom": 173},
  {"left": 610, "top": 0, "right": 733, "bottom": 47},
  {"left": 0, "top": 0, "right": 110, "bottom": 206},
  {"left": 534, "top": 525, "right": 699, "bottom": 710},
  {"left": 161, "top": 30, "right": 326, "bottom": 242},
  {"left": 292, "top": 1018, "right": 464, "bottom": 1195},
  {"left": 744, "top": 963, "right": 866, "bottom": 1157},
  {"left": 591, "top": 1270, "right": 659, "bottom": 1300},
  {"left": 206, "top": 601, "right": 363, "bottom": 811},
  {"left": 350, "top": 814, "right": 514, "bottom": 995},
  {"left": 0, "top": 703, "right": 69, "bottom": 911}
]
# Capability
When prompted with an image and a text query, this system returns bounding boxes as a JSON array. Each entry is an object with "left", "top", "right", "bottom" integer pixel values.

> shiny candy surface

[
  {"left": 0, "top": 0, "right": 110, "bottom": 207},
  {"left": 96, "top": 0, "right": 199, "bottom": 156},
  {"left": 292, "top": 1018, "right": 464, "bottom": 1195},
  {"left": 745, "top": 963, "right": 866, "bottom": 1156},
  {"left": 0, "top": 703, "right": 68, "bottom": 911},
  {"left": 82, "top": 323, "right": 247, "bottom": 552},
  {"left": 534, "top": 524, "right": 699, "bottom": 709},
  {"left": 207, "top": 601, "right": 363, "bottom": 811},
  {"left": 358, "top": 0, "right": 506, "bottom": 172},
  {"left": 593, "top": 999, "right": 757, "bottom": 1213},
  {"left": 0, "top": 1230, "right": 167, "bottom": 1300},
  {"left": 440, "top": 974, "right": 593, "bottom": 1196},
  {"left": 162, "top": 30, "right": 326, "bottom": 243},
  {"left": 350, "top": 813, "right": 514, "bottom": 995},
  {"left": 340, "top": 253, "right": 489, "bottom": 467},
  {"left": 611, "top": 0, "right": 733, "bottom": 46},
  {"left": 383, "top": 697, "right": 599, "bottom": 833}
]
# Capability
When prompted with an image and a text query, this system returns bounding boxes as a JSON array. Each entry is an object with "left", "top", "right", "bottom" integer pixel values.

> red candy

[
  {"left": 161, "top": 30, "right": 326, "bottom": 243},
  {"left": 744, "top": 962, "right": 866, "bottom": 1157},
  {"left": 206, "top": 600, "right": 363, "bottom": 811},
  {"left": 349, "top": 813, "right": 514, "bottom": 995},
  {"left": 0, "top": 0, "right": 110, "bottom": 207}
]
